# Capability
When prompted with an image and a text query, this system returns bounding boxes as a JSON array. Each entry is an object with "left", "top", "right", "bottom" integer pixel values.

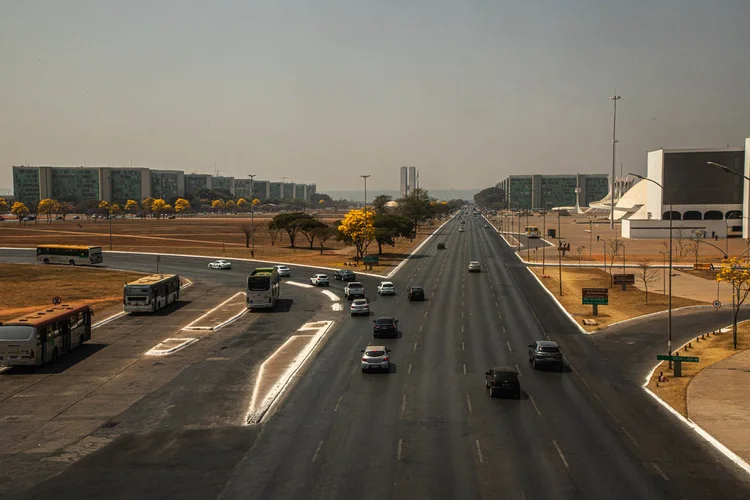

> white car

[
  {"left": 310, "top": 274, "right": 330, "bottom": 287},
  {"left": 468, "top": 261, "right": 482, "bottom": 273},
  {"left": 459, "top": 227, "right": 465, "bottom": 233},
  {"left": 208, "top": 260, "right": 232, "bottom": 270},
  {"left": 274, "top": 265, "right": 291, "bottom": 277},
  {"left": 350, "top": 298, "right": 370, "bottom": 316},
  {"left": 377, "top": 282, "right": 396, "bottom": 296}
]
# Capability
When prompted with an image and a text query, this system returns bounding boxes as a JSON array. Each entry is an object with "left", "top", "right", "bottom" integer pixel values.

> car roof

[
  {"left": 375, "top": 316, "right": 395, "bottom": 322},
  {"left": 352, "top": 298, "right": 368, "bottom": 303},
  {"left": 315, "top": 274, "right": 327, "bottom": 277},
  {"left": 339, "top": 269, "right": 354, "bottom": 272},
  {"left": 410, "top": 285, "right": 423, "bottom": 288},
  {"left": 470, "top": 261, "right": 480, "bottom": 264},
  {"left": 365, "top": 345, "right": 386, "bottom": 351},
  {"left": 491, "top": 366, "right": 518, "bottom": 373},
  {"left": 275, "top": 265, "right": 289, "bottom": 268},
  {"left": 380, "top": 281, "right": 393, "bottom": 285},
  {"left": 536, "top": 340, "right": 559, "bottom": 347}
]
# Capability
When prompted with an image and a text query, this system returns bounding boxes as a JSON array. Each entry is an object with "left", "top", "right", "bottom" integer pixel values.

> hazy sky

[{"left": 2, "top": 0, "right": 749, "bottom": 192}]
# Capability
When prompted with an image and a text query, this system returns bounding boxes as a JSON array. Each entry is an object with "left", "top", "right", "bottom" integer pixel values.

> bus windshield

[
  {"left": 248, "top": 276, "right": 271, "bottom": 291},
  {"left": 0, "top": 325, "right": 34, "bottom": 341},
  {"left": 125, "top": 285, "right": 150, "bottom": 294}
]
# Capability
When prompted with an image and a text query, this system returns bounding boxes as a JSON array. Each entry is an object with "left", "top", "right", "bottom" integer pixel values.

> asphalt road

[{"left": 3, "top": 217, "right": 750, "bottom": 499}]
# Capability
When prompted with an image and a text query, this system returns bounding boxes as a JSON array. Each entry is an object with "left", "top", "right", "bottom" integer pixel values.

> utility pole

[
  {"left": 249, "top": 174, "right": 256, "bottom": 259},
  {"left": 361, "top": 175, "right": 371, "bottom": 262},
  {"left": 610, "top": 94, "right": 621, "bottom": 229}
]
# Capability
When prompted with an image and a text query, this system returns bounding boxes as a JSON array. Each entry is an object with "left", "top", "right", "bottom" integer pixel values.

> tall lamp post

[
  {"left": 529, "top": 189, "right": 548, "bottom": 274},
  {"left": 610, "top": 94, "right": 621, "bottom": 229},
  {"left": 361, "top": 174, "right": 371, "bottom": 261},
  {"left": 108, "top": 174, "right": 113, "bottom": 250},
  {"left": 542, "top": 187, "right": 563, "bottom": 296},
  {"left": 630, "top": 172, "right": 673, "bottom": 366},
  {"left": 248, "top": 174, "right": 256, "bottom": 258}
]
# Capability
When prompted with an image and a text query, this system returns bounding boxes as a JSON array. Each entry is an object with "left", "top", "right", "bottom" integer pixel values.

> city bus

[
  {"left": 36, "top": 245, "right": 103, "bottom": 265},
  {"left": 247, "top": 267, "right": 281, "bottom": 310},
  {"left": 123, "top": 274, "right": 181, "bottom": 313},
  {"left": 0, "top": 303, "right": 93, "bottom": 367},
  {"left": 525, "top": 226, "right": 541, "bottom": 238}
]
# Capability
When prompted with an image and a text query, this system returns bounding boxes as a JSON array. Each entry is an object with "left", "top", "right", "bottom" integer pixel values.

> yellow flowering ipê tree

[
  {"left": 717, "top": 257, "right": 750, "bottom": 350},
  {"left": 11, "top": 201, "right": 30, "bottom": 223},
  {"left": 337, "top": 209, "right": 375, "bottom": 261},
  {"left": 236, "top": 198, "right": 249, "bottom": 212},
  {"left": 174, "top": 198, "right": 191, "bottom": 215}
]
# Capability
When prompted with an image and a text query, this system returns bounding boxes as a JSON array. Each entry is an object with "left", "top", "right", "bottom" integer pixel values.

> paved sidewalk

[{"left": 688, "top": 349, "right": 750, "bottom": 464}]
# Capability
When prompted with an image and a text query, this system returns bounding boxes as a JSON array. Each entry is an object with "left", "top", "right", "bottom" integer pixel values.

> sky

[{"left": 1, "top": 0, "right": 749, "bottom": 193}]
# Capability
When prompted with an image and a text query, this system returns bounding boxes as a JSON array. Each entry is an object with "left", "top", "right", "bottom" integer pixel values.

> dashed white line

[
  {"left": 461, "top": 342, "right": 465, "bottom": 351},
  {"left": 498, "top": 312, "right": 502, "bottom": 319},
  {"left": 419, "top": 325, "right": 423, "bottom": 332},
  {"left": 408, "top": 363, "right": 413, "bottom": 375},
  {"left": 401, "top": 394, "right": 407, "bottom": 413},
  {"left": 312, "top": 440, "right": 324, "bottom": 462},
  {"left": 552, "top": 440, "right": 569, "bottom": 468},
  {"left": 461, "top": 325, "right": 464, "bottom": 333},
  {"left": 529, "top": 395, "right": 542, "bottom": 416},
  {"left": 495, "top": 301, "right": 498, "bottom": 307},
  {"left": 424, "top": 311, "right": 429, "bottom": 318},
  {"left": 475, "top": 439, "right": 484, "bottom": 463},
  {"left": 397, "top": 439, "right": 403, "bottom": 461},
  {"left": 466, "top": 395, "right": 473, "bottom": 414},
  {"left": 506, "top": 341, "right": 512, "bottom": 352},
  {"left": 621, "top": 426, "right": 640, "bottom": 448},
  {"left": 413, "top": 342, "right": 418, "bottom": 352},
  {"left": 334, "top": 395, "right": 343, "bottom": 412},
  {"left": 502, "top": 326, "right": 506, "bottom": 333},
  {"left": 652, "top": 463, "right": 669, "bottom": 481}
]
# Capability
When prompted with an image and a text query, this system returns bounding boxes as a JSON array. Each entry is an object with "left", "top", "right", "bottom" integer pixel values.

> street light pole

[
  {"left": 630, "top": 172, "right": 673, "bottom": 367},
  {"left": 610, "top": 94, "right": 621, "bottom": 230},
  {"left": 248, "top": 174, "right": 256, "bottom": 258},
  {"left": 108, "top": 174, "right": 113, "bottom": 250},
  {"left": 361, "top": 174, "right": 371, "bottom": 261},
  {"left": 542, "top": 187, "right": 563, "bottom": 295}
]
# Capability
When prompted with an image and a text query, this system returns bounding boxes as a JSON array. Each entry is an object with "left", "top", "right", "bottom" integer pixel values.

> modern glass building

[
  {"left": 283, "top": 183, "right": 294, "bottom": 199},
  {"left": 184, "top": 174, "right": 212, "bottom": 198},
  {"left": 151, "top": 170, "right": 185, "bottom": 201},
  {"left": 100, "top": 168, "right": 151, "bottom": 203},
  {"left": 499, "top": 174, "right": 609, "bottom": 210},
  {"left": 212, "top": 176, "right": 234, "bottom": 193},
  {"left": 12, "top": 167, "right": 42, "bottom": 207},
  {"left": 268, "top": 182, "right": 283, "bottom": 200}
]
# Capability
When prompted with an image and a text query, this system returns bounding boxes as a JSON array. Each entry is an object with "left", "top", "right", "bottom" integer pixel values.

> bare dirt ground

[
  {"left": 0, "top": 263, "right": 144, "bottom": 322},
  {"left": 0, "top": 215, "right": 441, "bottom": 275}
]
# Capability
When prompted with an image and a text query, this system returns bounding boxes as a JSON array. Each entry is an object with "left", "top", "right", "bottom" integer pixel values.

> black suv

[
  {"left": 334, "top": 269, "right": 356, "bottom": 281},
  {"left": 373, "top": 317, "right": 398, "bottom": 338},
  {"left": 437, "top": 242, "right": 446, "bottom": 250},
  {"left": 407, "top": 286, "right": 425, "bottom": 301},
  {"left": 528, "top": 340, "right": 564, "bottom": 371},
  {"left": 485, "top": 366, "right": 521, "bottom": 398}
]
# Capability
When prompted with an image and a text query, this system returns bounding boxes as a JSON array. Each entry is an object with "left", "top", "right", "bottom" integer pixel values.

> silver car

[
  {"left": 377, "top": 281, "right": 395, "bottom": 296},
  {"left": 274, "top": 265, "right": 292, "bottom": 277},
  {"left": 468, "top": 261, "right": 481, "bottom": 272},
  {"left": 350, "top": 298, "right": 370, "bottom": 316},
  {"left": 208, "top": 260, "right": 232, "bottom": 270},
  {"left": 361, "top": 345, "right": 391, "bottom": 372}
]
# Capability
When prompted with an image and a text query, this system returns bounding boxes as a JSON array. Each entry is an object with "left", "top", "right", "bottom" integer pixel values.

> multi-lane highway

[{"left": 3, "top": 214, "right": 750, "bottom": 499}]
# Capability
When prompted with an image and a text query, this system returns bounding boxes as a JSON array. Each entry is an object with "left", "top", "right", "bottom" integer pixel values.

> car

[
  {"left": 468, "top": 261, "right": 481, "bottom": 272},
  {"left": 377, "top": 281, "right": 395, "bottom": 296},
  {"left": 21, "top": 217, "right": 31, "bottom": 222},
  {"left": 72, "top": 215, "right": 80, "bottom": 220},
  {"left": 344, "top": 281, "right": 365, "bottom": 299},
  {"left": 485, "top": 366, "right": 521, "bottom": 399},
  {"left": 528, "top": 340, "right": 564, "bottom": 371},
  {"left": 484, "top": 224, "right": 489, "bottom": 229},
  {"left": 436, "top": 242, "right": 446, "bottom": 250},
  {"left": 208, "top": 260, "right": 232, "bottom": 270},
  {"left": 310, "top": 274, "right": 330, "bottom": 286},
  {"left": 273, "top": 265, "right": 292, "bottom": 277},
  {"left": 55, "top": 216, "right": 63, "bottom": 220},
  {"left": 373, "top": 317, "right": 398, "bottom": 338},
  {"left": 406, "top": 285, "right": 425, "bottom": 301},
  {"left": 458, "top": 227, "right": 465, "bottom": 233},
  {"left": 361, "top": 345, "right": 391, "bottom": 372},
  {"left": 334, "top": 269, "right": 356, "bottom": 281},
  {"left": 350, "top": 298, "right": 370, "bottom": 316},
  {"left": 168, "top": 214, "right": 176, "bottom": 219}
]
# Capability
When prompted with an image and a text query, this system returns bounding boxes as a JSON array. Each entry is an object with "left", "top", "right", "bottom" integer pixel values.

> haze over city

[{"left": 2, "top": 0, "right": 749, "bottom": 193}]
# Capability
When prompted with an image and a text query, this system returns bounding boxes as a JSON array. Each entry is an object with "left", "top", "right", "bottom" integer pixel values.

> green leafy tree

[
  {"left": 270, "top": 212, "right": 317, "bottom": 248},
  {"left": 312, "top": 225, "right": 337, "bottom": 255},
  {"left": 372, "top": 195, "right": 392, "bottom": 216},
  {"left": 296, "top": 217, "right": 327, "bottom": 249},
  {"left": 0, "top": 197, "right": 8, "bottom": 212},
  {"left": 474, "top": 186, "right": 506, "bottom": 209},
  {"left": 397, "top": 188, "right": 432, "bottom": 237},
  {"left": 373, "top": 214, "right": 412, "bottom": 255}
]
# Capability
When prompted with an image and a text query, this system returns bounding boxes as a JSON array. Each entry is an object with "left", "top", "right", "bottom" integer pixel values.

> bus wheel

[
  {"left": 43, "top": 258, "right": 50, "bottom": 264},
  {"left": 79, "top": 335, "right": 85, "bottom": 346},
  {"left": 69, "top": 260, "right": 75, "bottom": 266},
  {"left": 51, "top": 348, "right": 59, "bottom": 363}
]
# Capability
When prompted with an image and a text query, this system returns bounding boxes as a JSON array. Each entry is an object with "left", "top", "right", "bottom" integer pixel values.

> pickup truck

[{"left": 344, "top": 282, "right": 365, "bottom": 300}]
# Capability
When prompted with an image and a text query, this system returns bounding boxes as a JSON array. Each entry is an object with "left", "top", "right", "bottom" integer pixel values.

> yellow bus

[
  {"left": 525, "top": 226, "right": 541, "bottom": 238},
  {"left": 36, "top": 245, "right": 103, "bottom": 265}
]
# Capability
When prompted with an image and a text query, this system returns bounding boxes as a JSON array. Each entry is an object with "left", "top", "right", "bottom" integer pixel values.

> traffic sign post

[
  {"left": 582, "top": 288, "right": 608, "bottom": 316},
  {"left": 656, "top": 354, "right": 699, "bottom": 377},
  {"left": 712, "top": 300, "right": 721, "bottom": 309},
  {"left": 613, "top": 273, "right": 635, "bottom": 291}
]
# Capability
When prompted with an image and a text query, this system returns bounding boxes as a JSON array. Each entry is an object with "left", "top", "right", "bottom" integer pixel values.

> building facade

[
  {"left": 150, "top": 170, "right": 185, "bottom": 201},
  {"left": 499, "top": 174, "right": 609, "bottom": 210},
  {"left": 183, "top": 174, "right": 213, "bottom": 198},
  {"left": 399, "top": 166, "right": 418, "bottom": 198}
]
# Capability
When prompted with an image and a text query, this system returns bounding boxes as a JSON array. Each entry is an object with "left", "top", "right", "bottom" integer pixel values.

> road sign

[
  {"left": 52, "top": 296, "right": 62, "bottom": 305},
  {"left": 712, "top": 300, "right": 721, "bottom": 309},
  {"left": 656, "top": 355, "right": 699, "bottom": 362},
  {"left": 582, "top": 288, "right": 608, "bottom": 305},
  {"left": 363, "top": 256, "right": 379, "bottom": 264},
  {"left": 613, "top": 274, "right": 635, "bottom": 285}
]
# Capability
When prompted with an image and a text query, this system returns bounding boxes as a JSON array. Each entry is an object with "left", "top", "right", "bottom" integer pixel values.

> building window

[
  {"left": 726, "top": 210, "right": 743, "bottom": 220},
  {"left": 704, "top": 210, "right": 723, "bottom": 220},
  {"left": 683, "top": 211, "right": 702, "bottom": 220},
  {"left": 663, "top": 211, "right": 681, "bottom": 220}
]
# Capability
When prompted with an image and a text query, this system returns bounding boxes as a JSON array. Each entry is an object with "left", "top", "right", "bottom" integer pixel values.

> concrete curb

[{"left": 605, "top": 305, "right": 715, "bottom": 330}]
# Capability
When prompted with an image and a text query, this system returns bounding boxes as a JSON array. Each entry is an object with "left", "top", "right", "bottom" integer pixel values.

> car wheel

[
  {"left": 488, "top": 387, "right": 494, "bottom": 398},
  {"left": 362, "top": 368, "right": 367, "bottom": 373},
  {"left": 69, "top": 260, "right": 75, "bottom": 266},
  {"left": 532, "top": 360, "right": 537, "bottom": 370},
  {"left": 43, "top": 258, "right": 49, "bottom": 264},
  {"left": 558, "top": 363, "right": 564, "bottom": 372}
]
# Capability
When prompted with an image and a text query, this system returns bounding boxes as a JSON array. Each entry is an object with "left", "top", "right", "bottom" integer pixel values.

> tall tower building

[
  {"left": 400, "top": 166, "right": 408, "bottom": 197},
  {"left": 408, "top": 166, "right": 417, "bottom": 194}
]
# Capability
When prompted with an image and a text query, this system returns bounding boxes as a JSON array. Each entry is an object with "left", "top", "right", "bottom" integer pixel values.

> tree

[
  {"left": 689, "top": 231, "right": 702, "bottom": 265},
  {"left": 717, "top": 257, "right": 750, "bottom": 350},
  {"left": 239, "top": 224, "right": 256, "bottom": 248},
  {"left": 125, "top": 199, "right": 139, "bottom": 215},
  {"left": 225, "top": 200, "right": 237, "bottom": 212},
  {"left": 318, "top": 199, "right": 326, "bottom": 208},
  {"left": 237, "top": 198, "right": 249, "bottom": 212},
  {"left": 311, "top": 193, "right": 333, "bottom": 207},
  {"left": 75, "top": 199, "right": 101, "bottom": 219},
  {"left": 211, "top": 199, "right": 225, "bottom": 213},
  {"left": 37, "top": 198, "right": 58, "bottom": 223},
  {"left": 474, "top": 186, "right": 506, "bottom": 209},
  {"left": 398, "top": 188, "right": 432, "bottom": 237},
  {"left": 0, "top": 197, "right": 8, "bottom": 212},
  {"left": 142, "top": 197, "right": 155, "bottom": 216},
  {"left": 637, "top": 260, "right": 660, "bottom": 304},
  {"left": 163, "top": 204, "right": 174, "bottom": 215},
  {"left": 252, "top": 198, "right": 261, "bottom": 207},
  {"left": 267, "top": 219, "right": 281, "bottom": 246},
  {"left": 312, "top": 225, "right": 336, "bottom": 255},
  {"left": 337, "top": 209, "right": 375, "bottom": 260},
  {"left": 11, "top": 201, "right": 30, "bottom": 223},
  {"left": 269, "top": 212, "right": 316, "bottom": 248},
  {"left": 57, "top": 201, "right": 75, "bottom": 220},
  {"left": 151, "top": 198, "right": 167, "bottom": 219},
  {"left": 606, "top": 238, "right": 621, "bottom": 287},
  {"left": 174, "top": 198, "right": 191, "bottom": 216},
  {"left": 575, "top": 246, "right": 586, "bottom": 267},
  {"left": 674, "top": 229, "right": 689, "bottom": 258},
  {"left": 373, "top": 214, "right": 412, "bottom": 255},
  {"left": 97, "top": 200, "right": 110, "bottom": 218},
  {"left": 296, "top": 218, "right": 326, "bottom": 249},
  {"left": 110, "top": 203, "right": 122, "bottom": 218},
  {"left": 372, "top": 195, "right": 392, "bottom": 216}
]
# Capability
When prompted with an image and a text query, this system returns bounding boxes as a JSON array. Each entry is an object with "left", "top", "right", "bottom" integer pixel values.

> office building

[
  {"left": 151, "top": 170, "right": 185, "bottom": 201},
  {"left": 211, "top": 176, "right": 234, "bottom": 193},
  {"left": 499, "top": 174, "right": 609, "bottom": 211},
  {"left": 100, "top": 168, "right": 151, "bottom": 203},
  {"left": 399, "top": 166, "right": 419, "bottom": 197}
]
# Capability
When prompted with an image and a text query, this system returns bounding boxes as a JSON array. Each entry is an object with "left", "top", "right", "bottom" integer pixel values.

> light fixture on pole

[
  {"left": 361, "top": 174, "right": 371, "bottom": 261},
  {"left": 610, "top": 94, "right": 621, "bottom": 229},
  {"left": 248, "top": 174, "right": 256, "bottom": 259},
  {"left": 630, "top": 172, "right": 673, "bottom": 367}
]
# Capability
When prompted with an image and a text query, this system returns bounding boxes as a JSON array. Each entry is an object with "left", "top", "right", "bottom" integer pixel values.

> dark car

[
  {"left": 407, "top": 286, "right": 425, "bottom": 301},
  {"left": 373, "top": 317, "right": 398, "bottom": 338},
  {"left": 485, "top": 366, "right": 521, "bottom": 398},
  {"left": 334, "top": 269, "right": 356, "bottom": 281},
  {"left": 437, "top": 242, "right": 446, "bottom": 250},
  {"left": 528, "top": 340, "right": 564, "bottom": 371}
]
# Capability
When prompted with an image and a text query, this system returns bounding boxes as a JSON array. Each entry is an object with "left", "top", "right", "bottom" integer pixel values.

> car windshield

[
  {"left": 366, "top": 350, "right": 385, "bottom": 357},
  {"left": 348, "top": 283, "right": 362, "bottom": 287},
  {"left": 493, "top": 372, "right": 517, "bottom": 382},
  {"left": 353, "top": 300, "right": 367, "bottom": 305},
  {"left": 381, "top": 282, "right": 393, "bottom": 287},
  {"left": 317, "top": 275, "right": 328, "bottom": 279},
  {"left": 376, "top": 318, "right": 394, "bottom": 325}
]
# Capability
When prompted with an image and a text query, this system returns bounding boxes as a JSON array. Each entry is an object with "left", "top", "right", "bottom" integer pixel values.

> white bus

[
  {"left": 0, "top": 303, "right": 93, "bottom": 367},
  {"left": 123, "top": 274, "right": 181, "bottom": 313},
  {"left": 247, "top": 267, "right": 281, "bottom": 310},
  {"left": 36, "top": 245, "right": 103, "bottom": 265},
  {"left": 525, "top": 226, "right": 541, "bottom": 239}
]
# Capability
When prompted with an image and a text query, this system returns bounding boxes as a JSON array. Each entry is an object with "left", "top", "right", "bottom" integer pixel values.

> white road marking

[
  {"left": 515, "top": 364, "right": 521, "bottom": 376},
  {"left": 552, "top": 440, "right": 569, "bottom": 468},
  {"left": 321, "top": 290, "right": 340, "bottom": 302},
  {"left": 621, "top": 426, "right": 640, "bottom": 448},
  {"left": 502, "top": 326, "right": 506, "bottom": 333},
  {"left": 463, "top": 364, "right": 467, "bottom": 376},
  {"left": 461, "top": 342, "right": 465, "bottom": 351},
  {"left": 312, "top": 440, "right": 324, "bottom": 462},
  {"left": 401, "top": 394, "right": 407, "bottom": 413},
  {"left": 408, "top": 363, "right": 412, "bottom": 375},
  {"left": 506, "top": 341, "right": 512, "bottom": 352},
  {"left": 498, "top": 312, "right": 502, "bottom": 319},
  {"left": 652, "top": 463, "right": 669, "bottom": 481},
  {"left": 466, "top": 395, "right": 473, "bottom": 414},
  {"left": 332, "top": 303, "right": 343, "bottom": 311},
  {"left": 424, "top": 311, "right": 429, "bottom": 318},
  {"left": 462, "top": 311, "right": 464, "bottom": 318},
  {"left": 145, "top": 338, "right": 198, "bottom": 356},
  {"left": 529, "top": 395, "right": 542, "bottom": 416},
  {"left": 182, "top": 291, "right": 248, "bottom": 331},
  {"left": 397, "top": 439, "right": 403, "bottom": 461},
  {"left": 475, "top": 439, "right": 484, "bottom": 463},
  {"left": 413, "top": 342, "right": 418, "bottom": 352},
  {"left": 334, "top": 395, "right": 343, "bottom": 412},
  {"left": 287, "top": 281, "right": 314, "bottom": 288},
  {"left": 461, "top": 325, "right": 464, "bottom": 333},
  {"left": 419, "top": 325, "right": 423, "bottom": 332}
]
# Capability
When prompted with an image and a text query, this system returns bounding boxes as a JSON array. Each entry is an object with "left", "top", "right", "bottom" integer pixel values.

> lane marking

[
  {"left": 466, "top": 395, "right": 473, "bottom": 414},
  {"left": 652, "top": 463, "right": 669, "bottom": 481},
  {"left": 463, "top": 364, "right": 467, "bottom": 376},
  {"left": 321, "top": 290, "right": 340, "bottom": 302},
  {"left": 312, "top": 440, "right": 324, "bottom": 462},
  {"left": 502, "top": 326, "right": 506, "bottom": 333},
  {"left": 334, "top": 395, "right": 343, "bottom": 412},
  {"left": 408, "top": 363, "right": 412, "bottom": 375},
  {"left": 182, "top": 291, "right": 248, "bottom": 331},
  {"left": 461, "top": 325, "right": 464, "bottom": 333},
  {"left": 287, "top": 280, "right": 314, "bottom": 288},
  {"left": 424, "top": 311, "right": 429, "bottom": 318},
  {"left": 475, "top": 439, "right": 484, "bottom": 463},
  {"left": 506, "top": 341, "right": 512, "bottom": 352},
  {"left": 145, "top": 337, "right": 198, "bottom": 356},
  {"left": 397, "top": 439, "right": 403, "bottom": 461},
  {"left": 495, "top": 301, "right": 498, "bottom": 307},
  {"left": 529, "top": 394, "right": 542, "bottom": 416},
  {"left": 552, "top": 440, "right": 569, "bottom": 468},
  {"left": 401, "top": 394, "right": 407, "bottom": 413},
  {"left": 413, "top": 342, "right": 418, "bottom": 352},
  {"left": 621, "top": 426, "right": 640, "bottom": 448},
  {"left": 498, "top": 312, "right": 502, "bottom": 319},
  {"left": 461, "top": 342, "right": 465, "bottom": 351},
  {"left": 419, "top": 325, "right": 423, "bottom": 332},
  {"left": 515, "top": 363, "right": 521, "bottom": 375},
  {"left": 332, "top": 303, "right": 343, "bottom": 312}
]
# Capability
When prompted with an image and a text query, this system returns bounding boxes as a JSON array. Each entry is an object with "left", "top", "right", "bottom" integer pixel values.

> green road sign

[
  {"left": 583, "top": 297, "right": 608, "bottom": 305},
  {"left": 656, "top": 355, "right": 699, "bottom": 362},
  {"left": 582, "top": 287, "right": 608, "bottom": 305},
  {"left": 363, "top": 256, "right": 379, "bottom": 264}
]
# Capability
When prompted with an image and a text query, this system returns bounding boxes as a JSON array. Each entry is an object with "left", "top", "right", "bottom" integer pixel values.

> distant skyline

[{"left": 2, "top": 1, "right": 749, "bottom": 192}]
